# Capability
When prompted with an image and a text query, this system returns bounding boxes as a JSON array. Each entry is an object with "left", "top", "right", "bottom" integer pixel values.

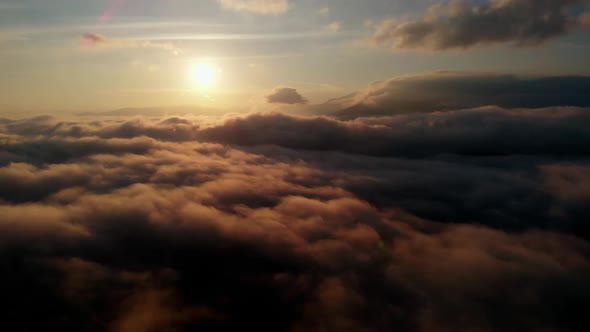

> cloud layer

[
  {"left": 333, "top": 72, "right": 590, "bottom": 118},
  {"left": 371, "top": 0, "right": 590, "bottom": 50},
  {"left": 1, "top": 102, "right": 590, "bottom": 331}
]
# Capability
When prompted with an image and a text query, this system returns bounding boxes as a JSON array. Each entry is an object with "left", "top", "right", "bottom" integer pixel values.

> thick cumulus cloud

[
  {"left": 266, "top": 87, "right": 308, "bottom": 105},
  {"left": 217, "top": 0, "right": 289, "bottom": 14},
  {"left": 1, "top": 108, "right": 590, "bottom": 331},
  {"left": 333, "top": 72, "right": 590, "bottom": 118},
  {"left": 371, "top": 0, "right": 590, "bottom": 50}
]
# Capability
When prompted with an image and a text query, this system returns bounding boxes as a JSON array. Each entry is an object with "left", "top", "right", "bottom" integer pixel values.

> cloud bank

[
  {"left": 334, "top": 72, "right": 590, "bottom": 118},
  {"left": 1, "top": 101, "right": 590, "bottom": 331},
  {"left": 3, "top": 71, "right": 590, "bottom": 330},
  {"left": 371, "top": 0, "right": 590, "bottom": 50}
]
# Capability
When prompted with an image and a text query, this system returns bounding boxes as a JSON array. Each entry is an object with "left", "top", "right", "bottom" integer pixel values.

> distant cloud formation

[
  {"left": 371, "top": 0, "right": 590, "bottom": 50},
  {"left": 81, "top": 33, "right": 181, "bottom": 55},
  {"left": 317, "top": 7, "right": 330, "bottom": 16},
  {"left": 1, "top": 107, "right": 590, "bottom": 331},
  {"left": 217, "top": 0, "right": 289, "bottom": 14},
  {"left": 80, "top": 33, "right": 105, "bottom": 45},
  {"left": 334, "top": 72, "right": 590, "bottom": 118},
  {"left": 199, "top": 107, "right": 590, "bottom": 161},
  {"left": 266, "top": 87, "right": 308, "bottom": 104},
  {"left": 324, "top": 21, "right": 341, "bottom": 33}
]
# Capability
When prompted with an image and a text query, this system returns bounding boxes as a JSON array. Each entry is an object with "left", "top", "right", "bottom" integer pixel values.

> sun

[{"left": 191, "top": 62, "right": 219, "bottom": 89}]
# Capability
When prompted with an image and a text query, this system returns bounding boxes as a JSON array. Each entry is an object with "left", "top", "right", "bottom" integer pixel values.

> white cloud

[
  {"left": 324, "top": 22, "right": 341, "bottom": 33},
  {"left": 317, "top": 7, "right": 330, "bottom": 16},
  {"left": 217, "top": 0, "right": 289, "bottom": 14}
]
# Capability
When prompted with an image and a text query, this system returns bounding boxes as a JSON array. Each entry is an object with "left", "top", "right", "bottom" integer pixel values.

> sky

[
  {"left": 2, "top": 1, "right": 590, "bottom": 332},
  {"left": 1, "top": 0, "right": 590, "bottom": 112}
]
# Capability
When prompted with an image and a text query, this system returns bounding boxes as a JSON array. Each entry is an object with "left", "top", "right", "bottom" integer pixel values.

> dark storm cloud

[
  {"left": 335, "top": 72, "right": 590, "bottom": 118},
  {"left": 266, "top": 87, "right": 308, "bottom": 105},
  {"left": 1, "top": 111, "right": 590, "bottom": 331},
  {"left": 371, "top": 0, "right": 590, "bottom": 50}
]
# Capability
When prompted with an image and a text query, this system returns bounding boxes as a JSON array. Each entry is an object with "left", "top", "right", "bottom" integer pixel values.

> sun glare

[{"left": 191, "top": 62, "right": 219, "bottom": 89}]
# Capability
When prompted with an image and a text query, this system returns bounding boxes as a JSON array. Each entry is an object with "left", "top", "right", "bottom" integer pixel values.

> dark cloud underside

[
  {"left": 336, "top": 72, "right": 590, "bottom": 118},
  {"left": 372, "top": 0, "right": 590, "bottom": 50}
]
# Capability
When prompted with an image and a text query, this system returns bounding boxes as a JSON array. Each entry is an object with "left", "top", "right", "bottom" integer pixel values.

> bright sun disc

[{"left": 192, "top": 63, "right": 217, "bottom": 88}]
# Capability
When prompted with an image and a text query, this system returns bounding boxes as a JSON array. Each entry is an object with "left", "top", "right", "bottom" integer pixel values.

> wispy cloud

[
  {"left": 324, "top": 22, "right": 341, "bottom": 33},
  {"left": 80, "top": 33, "right": 181, "bottom": 55},
  {"left": 129, "top": 30, "right": 350, "bottom": 41},
  {"left": 317, "top": 7, "right": 330, "bottom": 16},
  {"left": 217, "top": 0, "right": 290, "bottom": 14}
]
